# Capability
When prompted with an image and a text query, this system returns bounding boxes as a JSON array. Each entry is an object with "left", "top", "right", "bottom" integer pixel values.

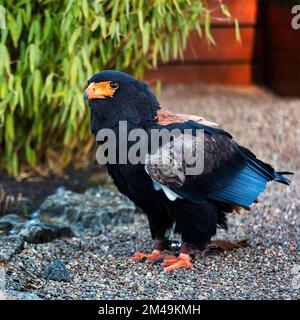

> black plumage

[{"left": 85, "top": 70, "right": 292, "bottom": 271}]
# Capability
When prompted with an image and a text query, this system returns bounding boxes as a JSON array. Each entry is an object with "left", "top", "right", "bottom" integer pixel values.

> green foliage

[{"left": 0, "top": 0, "right": 237, "bottom": 176}]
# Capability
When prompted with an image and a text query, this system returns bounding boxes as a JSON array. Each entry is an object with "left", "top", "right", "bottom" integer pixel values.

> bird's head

[{"left": 84, "top": 70, "right": 160, "bottom": 135}]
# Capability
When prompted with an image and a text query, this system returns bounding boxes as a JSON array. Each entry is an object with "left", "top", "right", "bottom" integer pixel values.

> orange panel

[
  {"left": 145, "top": 64, "right": 262, "bottom": 85},
  {"left": 209, "top": 0, "right": 258, "bottom": 26},
  {"left": 179, "top": 27, "right": 262, "bottom": 62},
  {"left": 145, "top": 1, "right": 262, "bottom": 85}
]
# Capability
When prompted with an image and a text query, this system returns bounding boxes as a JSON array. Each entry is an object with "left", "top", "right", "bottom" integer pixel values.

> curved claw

[{"left": 163, "top": 253, "right": 192, "bottom": 272}]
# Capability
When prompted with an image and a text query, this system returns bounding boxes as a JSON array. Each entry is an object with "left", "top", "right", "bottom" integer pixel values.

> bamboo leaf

[
  {"left": 5, "top": 113, "right": 14, "bottom": 142},
  {"left": 7, "top": 12, "right": 22, "bottom": 48},
  {"left": 44, "top": 72, "right": 54, "bottom": 102},
  {"left": 204, "top": 12, "right": 215, "bottom": 45},
  {"left": 11, "top": 152, "right": 19, "bottom": 176},
  {"left": 91, "top": 18, "right": 100, "bottom": 32},
  {"left": 125, "top": 0, "right": 130, "bottom": 20},
  {"left": 82, "top": 0, "right": 89, "bottom": 19},
  {"left": 0, "top": 0, "right": 241, "bottom": 176},
  {"left": 220, "top": 4, "right": 231, "bottom": 18},
  {"left": 70, "top": 57, "right": 80, "bottom": 86},
  {"left": 99, "top": 16, "right": 107, "bottom": 38},
  {"left": 234, "top": 18, "right": 241, "bottom": 45},
  {"left": 138, "top": 10, "right": 144, "bottom": 32},
  {"left": 0, "top": 43, "right": 11, "bottom": 75},
  {"left": 173, "top": 0, "right": 183, "bottom": 15},
  {"left": 142, "top": 22, "right": 150, "bottom": 54},
  {"left": 112, "top": 0, "right": 120, "bottom": 20},
  {"left": 68, "top": 29, "right": 81, "bottom": 54},
  {"left": 28, "top": 44, "right": 39, "bottom": 73},
  {"left": 43, "top": 10, "right": 52, "bottom": 40},
  {"left": 25, "top": 142, "right": 37, "bottom": 167},
  {"left": 33, "top": 69, "right": 42, "bottom": 101}
]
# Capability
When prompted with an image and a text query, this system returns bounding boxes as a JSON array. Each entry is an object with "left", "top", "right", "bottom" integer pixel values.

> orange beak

[{"left": 84, "top": 81, "right": 116, "bottom": 100}]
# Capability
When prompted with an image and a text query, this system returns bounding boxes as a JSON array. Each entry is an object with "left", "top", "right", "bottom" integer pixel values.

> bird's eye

[{"left": 109, "top": 81, "right": 119, "bottom": 89}]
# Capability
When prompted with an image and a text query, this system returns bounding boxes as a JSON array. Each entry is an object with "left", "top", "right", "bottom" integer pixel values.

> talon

[{"left": 163, "top": 253, "right": 192, "bottom": 272}]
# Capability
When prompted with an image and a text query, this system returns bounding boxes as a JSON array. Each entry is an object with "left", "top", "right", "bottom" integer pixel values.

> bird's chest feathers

[{"left": 106, "top": 163, "right": 152, "bottom": 204}]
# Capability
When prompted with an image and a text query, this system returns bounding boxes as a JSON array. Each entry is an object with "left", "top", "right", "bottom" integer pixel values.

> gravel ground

[{"left": 2, "top": 84, "right": 300, "bottom": 300}]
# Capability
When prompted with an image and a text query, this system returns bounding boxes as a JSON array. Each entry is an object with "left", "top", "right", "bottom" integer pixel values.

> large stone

[
  {"left": 0, "top": 214, "right": 21, "bottom": 236},
  {"left": 39, "top": 187, "right": 135, "bottom": 234},
  {"left": 44, "top": 260, "right": 71, "bottom": 282},
  {"left": 0, "top": 214, "right": 23, "bottom": 236},
  {"left": 18, "top": 222, "right": 73, "bottom": 244},
  {"left": 0, "top": 214, "right": 73, "bottom": 244}
]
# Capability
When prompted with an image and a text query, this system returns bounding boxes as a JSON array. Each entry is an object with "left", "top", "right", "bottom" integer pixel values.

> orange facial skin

[{"left": 85, "top": 81, "right": 118, "bottom": 100}]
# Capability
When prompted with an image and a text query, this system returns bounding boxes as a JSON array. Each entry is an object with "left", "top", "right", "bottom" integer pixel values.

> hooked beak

[{"left": 84, "top": 81, "right": 115, "bottom": 101}]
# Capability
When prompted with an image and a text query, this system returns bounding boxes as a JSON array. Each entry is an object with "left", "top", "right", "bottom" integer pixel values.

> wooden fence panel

[{"left": 146, "top": 0, "right": 262, "bottom": 85}]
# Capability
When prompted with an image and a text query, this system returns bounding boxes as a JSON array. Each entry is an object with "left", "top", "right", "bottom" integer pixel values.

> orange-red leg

[
  {"left": 128, "top": 249, "right": 171, "bottom": 262},
  {"left": 128, "top": 238, "right": 175, "bottom": 263},
  {"left": 163, "top": 253, "right": 192, "bottom": 272}
]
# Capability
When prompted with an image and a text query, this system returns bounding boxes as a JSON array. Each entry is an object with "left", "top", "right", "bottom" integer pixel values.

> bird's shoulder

[{"left": 155, "top": 108, "right": 218, "bottom": 127}]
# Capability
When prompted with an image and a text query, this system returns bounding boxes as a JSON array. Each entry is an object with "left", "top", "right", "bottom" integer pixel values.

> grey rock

[
  {"left": 44, "top": 260, "right": 71, "bottom": 282},
  {"left": 0, "top": 221, "right": 13, "bottom": 235},
  {"left": 18, "top": 223, "right": 73, "bottom": 244},
  {"left": 5, "top": 290, "right": 43, "bottom": 300},
  {"left": 0, "top": 237, "right": 24, "bottom": 262},
  {"left": 0, "top": 214, "right": 23, "bottom": 229},
  {"left": 0, "top": 214, "right": 73, "bottom": 244},
  {"left": 39, "top": 187, "right": 135, "bottom": 234}
]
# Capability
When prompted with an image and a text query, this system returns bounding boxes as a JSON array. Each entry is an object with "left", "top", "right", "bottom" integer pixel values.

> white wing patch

[{"left": 152, "top": 180, "right": 183, "bottom": 201}]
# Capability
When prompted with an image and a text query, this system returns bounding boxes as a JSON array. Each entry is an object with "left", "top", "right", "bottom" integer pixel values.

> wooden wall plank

[
  {"left": 210, "top": 0, "right": 258, "bottom": 26},
  {"left": 265, "top": 3, "right": 300, "bottom": 96},
  {"left": 267, "top": 2, "right": 295, "bottom": 27},
  {"left": 179, "top": 27, "right": 262, "bottom": 62},
  {"left": 145, "top": 0, "right": 262, "bottom": 86},
  {"left": 268, "top": 26, "right": 300, "bottom": 54},
  {"left": 267, "top": 3, "right": 300, "bottom": 55},
  {"left": 146, "top": 64, "right": 262, "bottom": 85},
  {"left": 266, "top": 50, "right": 300, "bottom": 96}
]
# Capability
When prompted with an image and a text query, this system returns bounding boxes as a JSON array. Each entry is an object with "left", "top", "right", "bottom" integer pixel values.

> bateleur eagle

[{"left": 84, "top": 70, "right": 292, "bottom": 272}]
